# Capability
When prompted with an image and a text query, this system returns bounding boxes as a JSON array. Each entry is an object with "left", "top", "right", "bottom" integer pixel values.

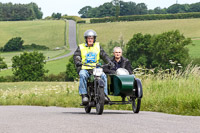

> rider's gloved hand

[
  {"left": 109, "top": 61, "right": 115, "bottom": 69},
  {"left": 76, "top": 61, "right": 82, "bottom": 67}
]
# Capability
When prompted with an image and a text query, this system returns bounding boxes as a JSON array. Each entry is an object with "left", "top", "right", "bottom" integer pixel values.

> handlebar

[{"left": 82, "top": 63, "right": 105, "bottom": 68}]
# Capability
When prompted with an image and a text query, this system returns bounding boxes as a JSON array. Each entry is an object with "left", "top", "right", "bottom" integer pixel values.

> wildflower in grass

[{"left": 170, "top": 61, "right": 176, "bottom": 65}]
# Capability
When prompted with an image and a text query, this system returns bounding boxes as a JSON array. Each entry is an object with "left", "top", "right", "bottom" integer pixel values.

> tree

[
  {"left": 189, "top": 2, "right": 200, "bottom": 12},
  {"left": 51, "top": 12, "right": 62, "bottom": 19},
  {"left": 78, "top": 6, "right": 92, "bottom": 18},
  {"left": 0, "top": 2, "right": 43, "bottom": 21},
  {"left": 0, "top": 56, "right": 7, "bottom": 71},
  {"left": 154, "top": 7, "right": 167, "bottom": 14},
  {"left": 66, "top": 56, "right": 78, "bottom": 81},
  {"left": 167, "top": 4, "right": 188, "bottom": 14},
  {"left": 12, "top": 51, "right": 48, "bottom": 81},
  {"left": 3, "top": 37, "right": 24, "bottom": 52},
  {"left": 126, "top": 33, "right": 152, "bottom": 68},
  {"left": 112, "top": 0, "right": 120, "bottom": 19},
  {"left": 126, "top": 30, "right": 192, "bottom": 69}
]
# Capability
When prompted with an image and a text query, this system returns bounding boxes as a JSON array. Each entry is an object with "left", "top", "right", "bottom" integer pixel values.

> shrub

[
  {"left": 77, "top": 20, "right": 86, "bottom": 23},
  {"left": 3, "top": 37, "right": 24, "bottom": 52},
  {"left": 126, "top": 30, "right": 192, "bottom": 69},
  {"left": 43, "top": 72, "right": 66, "bottom": 81},
  {"left": 0, "top": 56, "right": 7, "bottom": 71},
  {"left": 61, "top": 15, "right": 82, "bottom": 22},
  {"left": 23, "top": 43, "right": 49, "bottom": 50},
  {"left": 0, "top": 75, "right": 18, "bottom": 82},
  {"left": 12, "top": 51, "right": 48, "bottom": 81},
  {"left": 66, "top": 56, "right": 79, "bottom": 81}
]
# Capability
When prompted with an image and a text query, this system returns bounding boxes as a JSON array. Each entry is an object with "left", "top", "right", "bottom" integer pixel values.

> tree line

[
  {"left": 0, "top": 2, "right": 43, "bottom": 21},
  {"left": 78, "top": 0, "right": 200, "bottom": 18}
]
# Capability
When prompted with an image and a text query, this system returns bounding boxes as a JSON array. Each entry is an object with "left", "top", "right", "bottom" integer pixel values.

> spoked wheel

[
  {"left": 96, "top": 87, "right": 105, "bottom": 115},
  {"left": 85, "top": 105, "right": 91, "bottom": 113},
  {"left": 131, "top": 97, "right": 141, "bottom": 113}
]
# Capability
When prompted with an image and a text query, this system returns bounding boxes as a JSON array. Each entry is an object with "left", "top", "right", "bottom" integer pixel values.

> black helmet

[{"left": 84, "top": 29, "right": 97, "bottom": 43}]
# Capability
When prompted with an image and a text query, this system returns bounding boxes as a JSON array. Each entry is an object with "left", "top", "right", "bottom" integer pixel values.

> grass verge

[{"left": 0, "top": 70, "right": 200, "bottom": 116}]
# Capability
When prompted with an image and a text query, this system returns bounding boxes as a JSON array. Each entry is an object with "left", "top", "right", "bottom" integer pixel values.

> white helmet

[
  {"left": 116, "top": 68, "right": 129, "bottom": 75},
  {"left": 84, "top": 29, "right": 97, "bottom": 43}
]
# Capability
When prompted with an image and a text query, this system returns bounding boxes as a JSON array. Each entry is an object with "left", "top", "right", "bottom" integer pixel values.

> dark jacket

[
  {"left": 73, "top": 44, "right": 111, "bottom": 73},
  {"left": 103, "top": 56, "right": 133, "bottom": 74}
]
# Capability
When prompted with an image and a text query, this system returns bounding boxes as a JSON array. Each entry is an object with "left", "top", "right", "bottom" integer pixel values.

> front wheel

[
  {"left": 132, "top": 97, "right": 141, "bottom": 113},
  {"left": 96, "top": 87, "right": 105, "bottom": 115},
  {"left": 85, "top": 105, "right": 91, "bottom": 113}
]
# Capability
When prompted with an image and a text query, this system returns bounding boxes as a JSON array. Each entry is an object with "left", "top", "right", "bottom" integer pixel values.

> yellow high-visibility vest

[{"left": 79, "top": 42, "right": 100, "bottom": 70}]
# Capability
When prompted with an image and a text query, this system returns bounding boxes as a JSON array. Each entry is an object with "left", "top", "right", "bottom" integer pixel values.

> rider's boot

[{"left": 82, "top": 94, "right": 89, "bottom": 105}]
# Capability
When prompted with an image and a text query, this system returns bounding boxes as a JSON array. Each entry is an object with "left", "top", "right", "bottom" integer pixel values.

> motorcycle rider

[{"left": 73, "top": 29, "right": 114, "bottom": 105}]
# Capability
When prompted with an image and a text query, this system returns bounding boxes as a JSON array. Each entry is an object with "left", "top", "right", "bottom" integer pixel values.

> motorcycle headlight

[{"left": 93, "top": 68, "right": 103, "bottom": 76}]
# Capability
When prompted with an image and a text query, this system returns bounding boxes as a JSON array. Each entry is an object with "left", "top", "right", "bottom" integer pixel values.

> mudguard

[
  {"left": 98, "top": 78, "right": 105, "bottom": 88},
  {"left": 135, "top": 78, "right": 143, "bottom": 98}
]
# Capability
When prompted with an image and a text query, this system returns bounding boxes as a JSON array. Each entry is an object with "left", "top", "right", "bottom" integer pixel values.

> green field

[
  {"left": 0, "top": 20, "right": 65, "bottom": 49},
  {"left": 78, "top": 18, "right": 200, "bottom": 58},
  {"left": 0, "top": 49, "right": 69, "bottom": 67},
  {"left": 0, "top": 55, "right": 71, "bottom": 76}
]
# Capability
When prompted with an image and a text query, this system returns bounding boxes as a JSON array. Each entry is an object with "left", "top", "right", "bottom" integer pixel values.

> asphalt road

[{"left": 0, "top": 106, "right": 200, "bottom": 133}]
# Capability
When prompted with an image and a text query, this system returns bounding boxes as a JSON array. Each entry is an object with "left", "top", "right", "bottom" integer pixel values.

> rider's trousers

[{"left": 79, "top": 69, "right": 108, "bottom": 95}]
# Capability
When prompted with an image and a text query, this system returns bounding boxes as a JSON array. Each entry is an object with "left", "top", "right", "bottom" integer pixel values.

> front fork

[{"left": 94, "top": 77, "right": 105, "bottom": 100}]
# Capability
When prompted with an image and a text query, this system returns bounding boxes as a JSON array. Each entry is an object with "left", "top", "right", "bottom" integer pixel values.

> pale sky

[{"left": 1, "top": 0, "right": 200, "bottom": 17}]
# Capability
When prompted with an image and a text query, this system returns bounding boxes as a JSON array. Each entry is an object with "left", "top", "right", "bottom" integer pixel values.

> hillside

[{"left": 0, "top": 20, "right": 65, "bottom": 49}]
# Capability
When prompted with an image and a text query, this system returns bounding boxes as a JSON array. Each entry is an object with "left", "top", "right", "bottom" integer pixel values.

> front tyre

[
  {"left": 96, "top": 87, "right": 105, "bottom": 115},
  {"left": 85, "top": 105, "right": 91, "bottom": 113}
]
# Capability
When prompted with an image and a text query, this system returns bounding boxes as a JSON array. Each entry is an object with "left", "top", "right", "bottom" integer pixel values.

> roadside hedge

[
  {"left": 61, "top": 15, "right": 82, "bottom": 22},
  {"left": 90, "top": 12, "right": 200, "bottom": 23},
  {"left": 77, "top": 20, "right": 86, "bottom": 23}
]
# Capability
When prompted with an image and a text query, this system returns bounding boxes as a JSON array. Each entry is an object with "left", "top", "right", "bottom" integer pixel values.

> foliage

[
  {"left": 79, "top": 1, "right": 147, "bottom": 18},
  {"left": 3, "top": 37, "right": 24, "bottom": 52},
  {"left": 0, "top": 56, "right": 7, "bottom": 70},
  {"left": 23, "top": 43, "right": 49, "bottom": 50},
  {"left": 79, "top": 1, "right": 200, "bottom": 19},
  {"left": 90, "top": 12, "right": 200, "bottom": 23},
  {"left": 126, "top": 30, "right": 192, "bottom": 69},
  {"left": 78, "top": 6, "right": 92, "bottom": 18},
  {"left": 43, "top": 72, "right": 66, "bottom": 81},
  {"left": 12, "top": 51, "right": 48, "bottom": 81},
  {"left": 61, "top": 15, "right": 82, "bottom": 22},
  {"left": 66, "top": 56, "right": 78, "bottom": 81},
  {"left": 51, "top": 12, "right": 62, "bottom": 19},
  {"left": 77, "top": 20, "right": 86, "bottom": 23},
  {"left": 103, "top": 34, "right": 126, "bottom": 57},
  {"left": 0, "top": 2, "right": 43, "bottom": 21}
]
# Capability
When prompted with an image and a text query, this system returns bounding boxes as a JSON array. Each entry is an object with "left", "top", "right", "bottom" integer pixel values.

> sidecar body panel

[{"left": 107, "top": 75, "right": 135, "bottom": 96}]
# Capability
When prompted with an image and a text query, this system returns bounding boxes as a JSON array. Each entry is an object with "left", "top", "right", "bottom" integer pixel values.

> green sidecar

[{"left": 107, "top": 74, "right": 143, "bottom": 113}]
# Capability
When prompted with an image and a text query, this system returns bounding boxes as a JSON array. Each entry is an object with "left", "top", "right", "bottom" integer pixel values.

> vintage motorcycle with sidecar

[{"left": 77, "top": 57, "right": 143, "bottom": 115}]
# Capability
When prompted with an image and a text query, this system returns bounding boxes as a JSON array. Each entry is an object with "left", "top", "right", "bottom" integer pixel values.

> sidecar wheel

[
  {"left": 132, "top": 97, "right": 141, "bottom": 113},
  {"left": 85, "top": 105, "right": 91, "bottom": 113}
]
